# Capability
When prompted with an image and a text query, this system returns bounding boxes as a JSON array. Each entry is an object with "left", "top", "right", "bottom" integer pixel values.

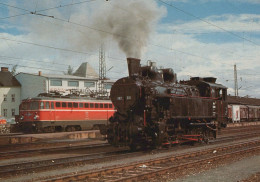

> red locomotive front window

[
  {"left": 104, "top": 104, "right": 108, "bottom": 108},
  {"left": 68, "top": 103, "right": 72, "bottom": 108},
  {"left": 30, "top": 102, "right": 39, "bottom": 110},
  {"left": 109, "top": 104, "right": 112, "bottom": 108},
  {"left": 100, "top": 104, "right": 103, "bottom": 108},
  {"left": 95, "top": 103, "right": 99, "bottom": 108},
  {"left": 62, "top": 102, "right": 67, "bottom": 108},
  {"left": 21, "top": 102, "right": 29, "bottom": 110},
  {"left": 90, "top": 103, "right": 94, "bottom": 108},
  {"left": 79, "top": 103, "right": 83, "bottom": 108},
  {"left": 85, "top": 103, "right": 89, "bottom": 108}
]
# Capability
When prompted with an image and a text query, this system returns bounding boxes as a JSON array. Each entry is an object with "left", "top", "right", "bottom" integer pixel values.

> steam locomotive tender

[{"left": 103, "top": 58, "right": 228, "bottom": 149}]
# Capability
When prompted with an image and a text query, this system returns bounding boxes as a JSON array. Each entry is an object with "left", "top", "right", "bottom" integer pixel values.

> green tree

[
  {"left": 64, "top": 65, "right": 74, "bottom": 75},
  {"left": 11, "top": 65, "right": 18, "bottom": 76}
]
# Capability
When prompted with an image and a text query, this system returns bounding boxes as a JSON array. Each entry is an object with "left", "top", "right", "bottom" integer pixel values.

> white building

[
  {"left": 15, "top": 62, "right": 114, "bottom": 101},
  {"left": 0, "top": 67, "right": 21, "bottom": 119}
]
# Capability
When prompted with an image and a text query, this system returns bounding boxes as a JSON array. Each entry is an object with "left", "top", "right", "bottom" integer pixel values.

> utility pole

[
  {"left": 98, "top": 43, "right": 106, "bottom": 96},
  {"left": 234, "top": 64, "right": 238, "bottom": 97}
]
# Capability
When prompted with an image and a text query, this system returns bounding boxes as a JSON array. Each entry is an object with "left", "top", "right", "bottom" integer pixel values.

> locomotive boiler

[{"left": 102, "top": 58, "right": 228, "bottom": 150}]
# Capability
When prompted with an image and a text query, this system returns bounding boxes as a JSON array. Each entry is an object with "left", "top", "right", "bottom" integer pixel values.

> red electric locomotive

[{"left": 16, "top": 96, "right": 115, "bottom": 133}]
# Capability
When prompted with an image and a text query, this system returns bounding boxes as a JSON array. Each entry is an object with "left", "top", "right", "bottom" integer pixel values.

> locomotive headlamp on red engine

[{"left": 106, "top": 57, "right": 228, "bottom": 150}]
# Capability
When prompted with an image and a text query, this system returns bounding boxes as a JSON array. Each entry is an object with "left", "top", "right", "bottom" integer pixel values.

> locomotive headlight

[
  {"left": 20, "top": 115, "right": 24, "bottom": 120},
  {"left": 34, "top": 113, "right": 39, "bottom": 120}
]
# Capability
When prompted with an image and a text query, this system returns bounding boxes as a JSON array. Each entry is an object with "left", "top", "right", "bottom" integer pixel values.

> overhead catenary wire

[
  {"left": 157, "top": 0, "right": 260, "bottom": 47},
  {"left": 0, "top": 0, "right": 98, "bottom": 20},
  {"left": 0, "top": 0, "right": 257, "bottom": 69},
  {"left": 0, "top": 60, "right": 124, "bottom": 76},
  {"left": 0, "top": 1, "right": 259, "bottom": 86}
]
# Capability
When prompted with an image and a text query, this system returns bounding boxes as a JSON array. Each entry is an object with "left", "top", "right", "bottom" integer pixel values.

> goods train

[
  {"left": 16, "top": 95, "right": 115, "bottom": 133},
  {"left": 100, "top": 58, "right": 228, "bottom": 150},
  {"left": 228, "top": 104, "right": 260, "bottom": 123}
]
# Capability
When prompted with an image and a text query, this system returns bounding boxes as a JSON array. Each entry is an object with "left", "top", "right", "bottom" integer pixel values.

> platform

[
  {"left": 0, "top": 130, "right": 103, "bottom": 145},
  {"left": 226, "top": 121, "right": 260, "bottom": 127}
]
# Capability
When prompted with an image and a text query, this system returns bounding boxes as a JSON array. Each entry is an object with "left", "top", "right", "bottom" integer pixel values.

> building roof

[
  {"left": 16, "top": 72, "right": 99, "bottom": 81},
  {"left": 227, "top": 95, "right": 260, "bottom": 106},
  {"left": 73, "top": 62, "right": 99, "bottom": 79},
  {"left": 41, "top": 74, "right": 98, "bottom": 80},
  {"left": 0, "top": 70, "right": 21, "bottom": 87}
]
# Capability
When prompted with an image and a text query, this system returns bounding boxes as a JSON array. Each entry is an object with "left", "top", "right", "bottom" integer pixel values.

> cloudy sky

[{"left": 0, "top": 0, "right": 259, "bottom": 98}]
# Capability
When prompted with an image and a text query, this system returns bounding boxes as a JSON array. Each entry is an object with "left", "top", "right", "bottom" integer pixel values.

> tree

[
  {"left": 11, "top": 65, "right": 18, "bottom": 76},
  {"left": 64, "top": 65, "right": 74, "bottom": 75}
]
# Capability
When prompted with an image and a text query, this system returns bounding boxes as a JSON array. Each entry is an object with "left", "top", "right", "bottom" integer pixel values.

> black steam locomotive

[{"left": 102, "top": 58, "right": 228, "bottom": 150}]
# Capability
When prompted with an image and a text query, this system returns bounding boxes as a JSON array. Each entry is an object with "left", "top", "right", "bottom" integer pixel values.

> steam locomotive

[{"left": 101, "top": 58, "right": 228, "bottom": 150}]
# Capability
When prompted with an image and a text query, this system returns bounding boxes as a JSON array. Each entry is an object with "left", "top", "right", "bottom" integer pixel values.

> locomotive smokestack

[{"left": 127, "top": 58, "right": 140, "bottom": 77}]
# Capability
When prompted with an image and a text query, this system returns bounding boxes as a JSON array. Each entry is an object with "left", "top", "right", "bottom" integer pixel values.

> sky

[{"left": 0, "top": 0, "right": 259, "bottom": 98}]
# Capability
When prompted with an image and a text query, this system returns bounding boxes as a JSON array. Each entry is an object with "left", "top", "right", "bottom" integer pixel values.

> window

[
  {"left": 3, "top": 94, "right": 7, "bottom": 102},
  {"left": 109, "top": 104, "right": 112, "bottom": 108},
  {"left": 84, "top": 81, "right": 95, "bottom": 87},
  {"left": 50, "top": 80, "right": 62, "bottom": 86},
  {"left": 21, "top": 102, "right": 28, "bottom": 110},
  {"left": 32, "top": 102, "right": 39, "bottom": 110},
  {"left": 68, "top": 103, "right": 72, "bottom": 108},
  {"left": 11, "top": 94, "right": 15, "bottom": 102},
  {"left": 62, "top": 102, "right": 67, "bottom": 108},
  {"left": 100, "top": 104, "right": 103, "bottom": 108},
  {"left": 51, "top": 102, "right": 54, "bottom": 109},
  {"left": 45, "top": 102, "right": 50, "bottom": 109},
  {"left": 117, "top": 97, "right": 123, "bottom": 100},
  {"left": 79, "top": 103, "right": 83, "bottom": 108},
  {"left": 90, "top": 103, "right": 94, "bottom": 108},
  {"left": 73, "top": 102, "right": 78, "bottom": 108},
  {"left": 126, "top": 96, "right": 131, "bottom": 100},
  {"left": 40, "top": 102, "right": 44, "bottom": 109},
  {"left": 104, "top": 84, "right": 112, "bottom": 89},
  {"left": 95, "top": 103, "right": 99, "bottom": 108},
  {"left": 3, "top": 109, "right": 7, "bottom": 117},
  {"left": 68, "top": 81, "right": 79, "bottom": 87},
  {"left": 11, "top": 109, "right": 15, "bottom": 116},
  {"left": 104, "top": 104, "right": 108, "bottom": 108},
  {"left": 85, "top": 103, "right": 89, "bottom": 108},
  {"left": 56, "top": 102, "right": 61, "bottom": 108}
]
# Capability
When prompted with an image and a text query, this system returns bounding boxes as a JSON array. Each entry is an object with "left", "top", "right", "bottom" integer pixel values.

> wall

[
  {"left": 0, "top": 87, "right": 21, "bottom": 118},
  {"left": 15, "top": 73, "right": 47, "bottom": 101}
]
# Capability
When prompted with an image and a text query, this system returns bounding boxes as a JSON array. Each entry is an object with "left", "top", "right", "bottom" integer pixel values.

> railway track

[
  {"left": 1, "top": 133, "right": 259, "bottom": 181},
  {"left": 0, "top": 141, "right": 109, "bottom": 160},
  {"left": 0, "top": 147, "right": 128, "bottom": 179},
  {"left": 1, "top": 125, "right": 259, "bottom": 182},
  {"left": 41, "top": 139, "right": 260, "bottom": 182},
  {"left": 1, "top": 127, "right": 259, "bottom": 160},
  {"left": 219, "top": 125, "right": 260, "bottom": 135}
]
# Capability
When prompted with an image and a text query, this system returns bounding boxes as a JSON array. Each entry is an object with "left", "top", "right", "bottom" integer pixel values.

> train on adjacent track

[
  {"left": 100, "top": 58, "right": 229, "bottom": 150},
  {"left": 228, "top": 104, "right": 260, "bottom": 123},
  {"left": 16, "top": 95, "right": 115, "bottom": 133}
]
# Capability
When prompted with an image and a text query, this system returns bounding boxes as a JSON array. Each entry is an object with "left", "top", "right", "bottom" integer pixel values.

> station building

[
  {"left": 0, "top": 67, "right": 21, "bottom": 118},
  {"left": 15, "top": 62, "right": 114, "bottom": 101}
]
